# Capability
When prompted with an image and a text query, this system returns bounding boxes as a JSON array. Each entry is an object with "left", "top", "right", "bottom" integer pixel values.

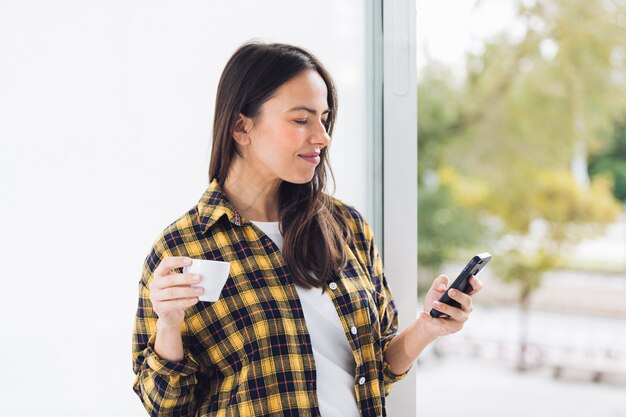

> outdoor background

[{"left": 415, "top": 1, "right": 626, "bottom": 416}]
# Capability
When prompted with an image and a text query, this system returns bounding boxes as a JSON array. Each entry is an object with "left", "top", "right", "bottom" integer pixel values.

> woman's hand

[
  {"left": 149, "top": 256, "right": 204, "bottom": 329},
  {"left": 418, "top": 274, "right": 483, "bottom": 339},
  {"left": 383, "top": 274, "right": 484, "bottom": 374}
]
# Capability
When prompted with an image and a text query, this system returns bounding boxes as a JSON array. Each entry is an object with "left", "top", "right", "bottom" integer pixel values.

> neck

[{"left": 222, "top": 157, "right": 281, "bottom": 222}]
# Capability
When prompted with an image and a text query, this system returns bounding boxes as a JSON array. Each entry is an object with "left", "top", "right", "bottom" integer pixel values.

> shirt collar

[{"left": 197, "top": 178, "right": 244, "bottom": 232}]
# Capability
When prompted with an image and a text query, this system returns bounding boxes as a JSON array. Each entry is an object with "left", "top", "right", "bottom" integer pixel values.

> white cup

[{"left": 183, "top": 259, "right": 231, "bottom": 302}]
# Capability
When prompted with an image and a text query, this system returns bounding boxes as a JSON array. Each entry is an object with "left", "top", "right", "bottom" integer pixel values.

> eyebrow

[{"left": 287, "top": 106, "right": 331, "bottom": 115}]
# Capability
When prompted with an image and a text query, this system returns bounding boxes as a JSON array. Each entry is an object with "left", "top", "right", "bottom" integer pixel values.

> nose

[{"left": 310, "top": 120, "right": 330, "bottom": 147}]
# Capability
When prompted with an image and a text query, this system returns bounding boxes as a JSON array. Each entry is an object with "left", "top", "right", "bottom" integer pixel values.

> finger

[
  {"left": 468, "top": 275, "right": 484, "bottom": 295},
  {"left": 431, "top": 300, "right": 469, "bottom": 322},
  {"left": 447, "top": 288, "right": 473, "bottom": 313},
  {"left": 420, "top": 310, "right": 437, "bottom": 324},
  {"left": 154, "top": 297, "right": 199, "bottom": 313},
  {"left": 431, "top": 274, "right": 450, "bottom": 293},
  {"left": 152, "top": 272, "right": 202, "bottom": 290},
  {"left": 154, "top": 256, "right": 192, "bottom": 277},
  {"left": 154, "top": 285, "right": 204, "bottom": 302},
  {"left": 420, "top": 311, "right": 444, "bottom": 325},
  {"left": 419, "top": 311, "right": 461, "bottom": 335}
]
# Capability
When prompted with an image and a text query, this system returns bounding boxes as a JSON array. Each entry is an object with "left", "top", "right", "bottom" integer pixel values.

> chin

[
  {"left": 286, "top": 178, "right": 313, "bottom": 185},
  {"left": 282, "top": 173, "right": 316, "bottom": 185}
]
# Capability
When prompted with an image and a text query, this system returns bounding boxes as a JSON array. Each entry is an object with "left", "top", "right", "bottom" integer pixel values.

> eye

[{"left": 295, "top": 119, "right": 308, "bottom": 125}]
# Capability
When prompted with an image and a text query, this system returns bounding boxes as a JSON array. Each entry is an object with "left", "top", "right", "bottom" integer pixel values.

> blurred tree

[
  {"left": 417, "top": 66, "right": 490, "bottom": 285},
  {"left": 417, "top": 182, "right": 487, "bottom": 277},
  {"left": 417, "top": 64, "right": 465, "bottom": 180},
  {"left": 589, "top": 114, "right": 626, "bottom": 202},
  {"left": 453, "top": 0, "right": 626, "bottom": 178},
  {"left": 418, "top": 0, "right": 626, "bottom": 370},
  {"left": 448, "top": 0, "right": 626, "bottom": 269},
  {"left": 492, "top": 249, "right": 553, "bottom": 371}
]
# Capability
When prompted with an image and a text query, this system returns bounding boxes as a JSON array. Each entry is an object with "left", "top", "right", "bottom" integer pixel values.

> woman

[{"left": 132, "top": 42, "right": 482, "bottom": 417}]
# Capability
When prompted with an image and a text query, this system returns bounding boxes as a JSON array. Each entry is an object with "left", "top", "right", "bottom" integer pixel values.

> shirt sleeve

[
  {"left": 364, "top": 221, "right": 413, "bottom": 396},
  {"left": 132, "top": 247, "right": 202, "bottom": 417}
]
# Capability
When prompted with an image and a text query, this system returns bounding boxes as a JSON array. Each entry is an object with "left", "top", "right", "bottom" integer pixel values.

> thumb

[{"left": 431, "top": 274, "right": 449, "bottom": 293}]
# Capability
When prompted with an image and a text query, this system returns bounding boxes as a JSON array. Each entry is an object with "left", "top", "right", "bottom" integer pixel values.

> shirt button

[
  {"left": 350, "top": 326, "right": 358, "bottom": 335},
  {"left": 358, "top": 377, "right": 366, "bottom": 385},
  {"left": 329, "top": 282, "right": 338, "bottom": 290}
]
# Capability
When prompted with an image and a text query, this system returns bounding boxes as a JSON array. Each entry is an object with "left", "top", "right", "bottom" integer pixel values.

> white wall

[{"left": 0, "top": 1, "right": 370, "bottom": 415}]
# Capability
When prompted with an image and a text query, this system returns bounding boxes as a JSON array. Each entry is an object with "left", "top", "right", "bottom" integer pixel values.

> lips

[{"left": 299, "top": 152, "right": 321, "bottom": 164}]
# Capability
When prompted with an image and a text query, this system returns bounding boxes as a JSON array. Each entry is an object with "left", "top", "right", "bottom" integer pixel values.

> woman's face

[{"left": 239, "top": 69, "right": 331, "bottom": 185}]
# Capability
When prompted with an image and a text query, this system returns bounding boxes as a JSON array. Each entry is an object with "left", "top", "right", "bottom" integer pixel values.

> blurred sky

[{"left": 417, "top": 0, "right": 521, "bottom": 79}]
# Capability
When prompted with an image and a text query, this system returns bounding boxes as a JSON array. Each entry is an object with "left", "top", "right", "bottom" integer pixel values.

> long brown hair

[{"left": 208, "top": 41, "right": 352, "bottom": 288}]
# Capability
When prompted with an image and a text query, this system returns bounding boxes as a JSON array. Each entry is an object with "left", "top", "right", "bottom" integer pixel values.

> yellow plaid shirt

[{"left": 132, "top": 179, "right": 410, "bottom": 417}]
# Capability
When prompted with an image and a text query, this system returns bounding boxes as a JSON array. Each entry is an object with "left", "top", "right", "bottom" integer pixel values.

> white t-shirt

[{"left": 251, "top": 220, "right": 360, "bottom": 417}]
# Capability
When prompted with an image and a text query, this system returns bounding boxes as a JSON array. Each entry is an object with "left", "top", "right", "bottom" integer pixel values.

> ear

[{"left": 232, "top": 113, "right": 254, "bottom": 145}]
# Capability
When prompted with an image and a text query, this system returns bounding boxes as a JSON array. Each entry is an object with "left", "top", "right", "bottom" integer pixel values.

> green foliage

[
  {"left": 589, "top": 115, "right": 626, "bottom": 201},
  {"left": 449, "top": 0, "right": 626, "bottom": 176},
  {"left": 492, "top": 248, "right": 556, "bottom": 301},
  {"left": 418, "top": 182, "right": 488, "bottom": 273},
  {"left": 417, "top": 65, "right": 465, "bottom": 179},
  {"left": 479, "top": 169, "right": 622, "bottom": 241},
  {"left": 417, "top": 0, "right": 626, "bottom": 300},
  {"left": 417, "top": 66, "right": 490, "bottom": 276},
  {"left": 590, "top": 160, "right": 626, "bottom": 201}
]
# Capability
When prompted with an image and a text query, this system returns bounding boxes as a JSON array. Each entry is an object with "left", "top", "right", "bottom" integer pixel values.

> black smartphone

[{"left": 429, "top": 252, "right": 491, "bottom": 318}]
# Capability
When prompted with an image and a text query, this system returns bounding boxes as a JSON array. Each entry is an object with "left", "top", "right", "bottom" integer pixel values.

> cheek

[
  {"left": 252, "top": 121, "right": 304, "bottom": 162},
  {"left": 270, "top": 127, "right": 303, "bottom": 154},
  {"left": 252, "top": 134, "right": 288, "bottom": 166}
]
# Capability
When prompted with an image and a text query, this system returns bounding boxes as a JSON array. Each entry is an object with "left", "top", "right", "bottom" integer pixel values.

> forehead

[{"left": 266, "top": 69, "right": 329, "bottom": 110}]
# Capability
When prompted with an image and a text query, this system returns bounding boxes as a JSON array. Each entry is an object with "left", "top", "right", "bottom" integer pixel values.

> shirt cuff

[
  {"left": 381, "top": 335, "right": 413, "bottom": 384},
  {"left": 145, "top": 333, "right": 199, "bottom": 377}
]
